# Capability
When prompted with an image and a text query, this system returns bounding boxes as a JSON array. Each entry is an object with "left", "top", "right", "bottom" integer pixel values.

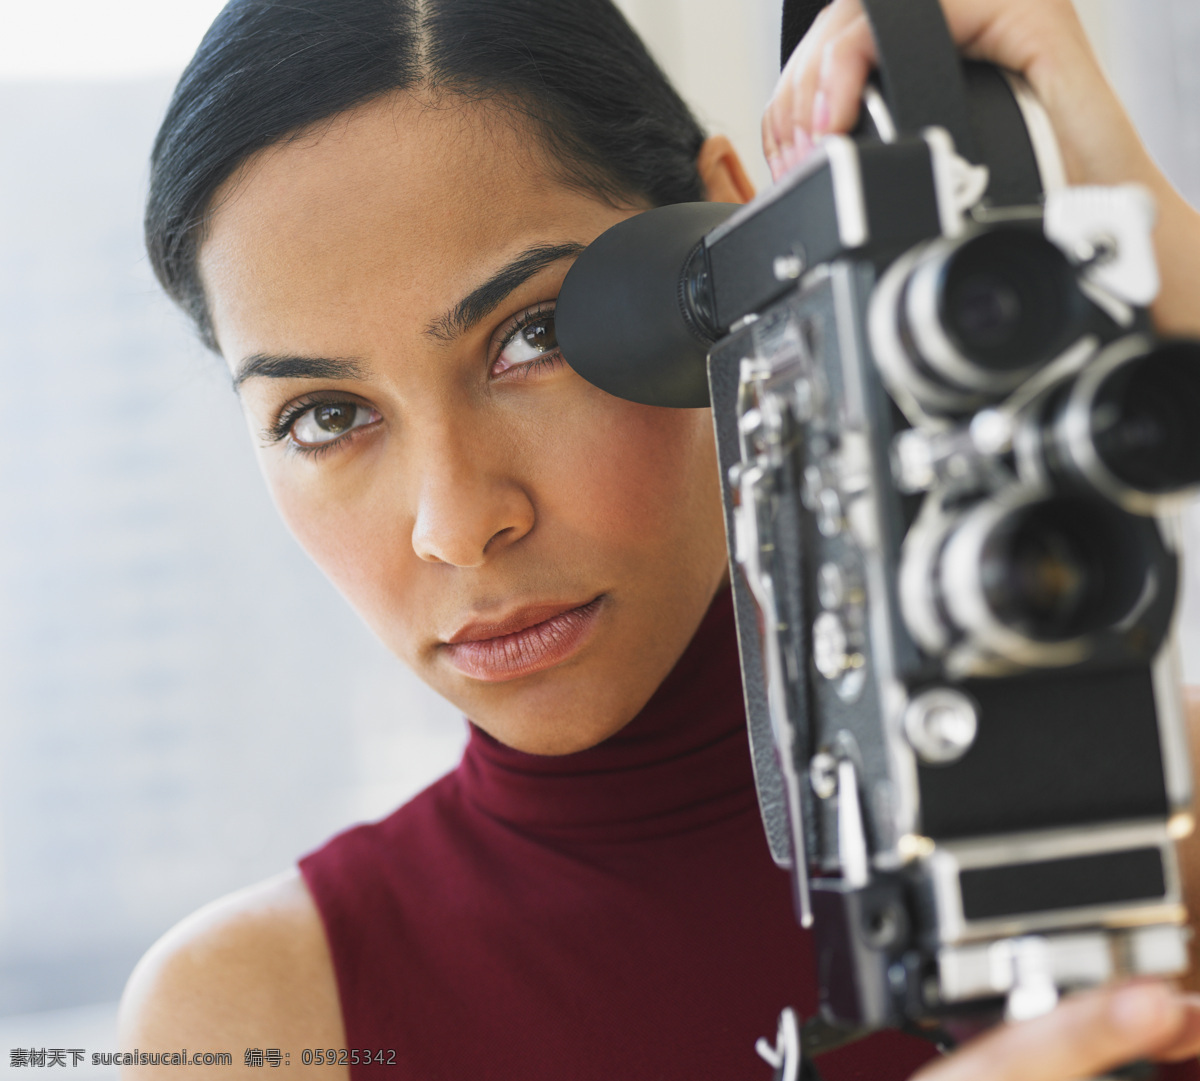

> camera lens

[
  {"left": 1090, "top": 341, "right": 1200, "bottom": 496},
  {"left": 945, "top": 272, "right": 1023, "bottom": 351},
  {"left": 1024, "top": 336, "right": 1200, "bottom": 514},
  {"left": 900, "top": 489, "right": 1167, "bottom": 670},
  {"left": 869, "top": 226, "right": 1092, "bottom": 414},
  {"left": 939, "top": 229, "right": 1078, "bottom": 373},
  {"left": 977, "top": 497, "right": 1144, "bottom": 642}
]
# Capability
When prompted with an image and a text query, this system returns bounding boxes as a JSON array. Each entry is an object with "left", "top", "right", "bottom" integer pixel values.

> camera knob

[{"left": 903, "top": 688, "right": 979, "bottom": 765}]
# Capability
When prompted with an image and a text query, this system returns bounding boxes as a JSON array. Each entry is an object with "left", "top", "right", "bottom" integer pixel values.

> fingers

[
  {"left": 762, "top": 4, "right": 877, "bottom": 180},
  {"left": 1157, "top": 993, "right": 1200, "bottom": 1062},
  {"left": 760, "top": 0, "right": 1095, "bottom": 184},
  {"left": 764, "top": 0, "right": 863, "bottom": 180},
  {"left": 816, "top": 15, "right": 876, "bottom": 138},
  {"left": 910, "top": 982, "right": 1197, "bottom": 1081}
]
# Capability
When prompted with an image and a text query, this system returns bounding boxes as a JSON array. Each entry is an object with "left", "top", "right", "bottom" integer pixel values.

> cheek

[
  {"left": 259, "top": 455, "right": 415, "bottom": 627},
  {"left": 533, "top": 388, "right": 725, "bottom": 565}
]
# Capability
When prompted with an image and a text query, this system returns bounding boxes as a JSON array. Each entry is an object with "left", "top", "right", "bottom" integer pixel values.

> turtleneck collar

[{"left": 457, "top": 587, "right": 758, "bottom": 843}]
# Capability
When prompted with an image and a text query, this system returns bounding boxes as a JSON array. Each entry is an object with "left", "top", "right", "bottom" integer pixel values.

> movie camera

[{"left": 557, "top": 1, "right": 1200, "bottom": 1076}]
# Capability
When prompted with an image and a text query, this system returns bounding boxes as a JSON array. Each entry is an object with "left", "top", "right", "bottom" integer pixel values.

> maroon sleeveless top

[{"left": 299, "top": 590, "right": 1197, "bottom": 1080}]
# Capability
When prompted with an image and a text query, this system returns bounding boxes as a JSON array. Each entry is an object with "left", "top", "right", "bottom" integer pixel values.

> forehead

[{"left": 198, "top": 92, "right": 620, "bottom": 360}]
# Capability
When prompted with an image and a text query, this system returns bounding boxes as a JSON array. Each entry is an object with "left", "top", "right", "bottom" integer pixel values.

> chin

[
  {"left": 482, "top": 696, "right": 635, "bottom": 756},
  {"left": 497, "top": 719, "right": 622, "bottom": 756},
  {"left": 458, "top": 671, "right": 644, "bottom": 756}
]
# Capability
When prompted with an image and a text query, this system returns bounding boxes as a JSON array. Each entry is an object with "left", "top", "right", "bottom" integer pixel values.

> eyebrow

[
  {"left": 233, "top": 354, "right": 365, "bottom": 389},
  {"left": 231, "top": 241, "right": 585, "bottom": 387},
  {"left": 424, "top": 242, "right": 585, "bottom": 342}
]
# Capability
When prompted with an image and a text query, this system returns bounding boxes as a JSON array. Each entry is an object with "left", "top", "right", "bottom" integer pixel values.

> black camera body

[
  {"left": 705, "top": 124, "right": 1192, "bottom": 1033},
  {"left": 556, "top": 0, "right": 1200, "bottom": 1066}
]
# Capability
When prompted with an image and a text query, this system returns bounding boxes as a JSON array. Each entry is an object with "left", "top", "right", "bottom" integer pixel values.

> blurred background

[{"left": 0, "top": 0, "right": 1197, "bottom": 1071}]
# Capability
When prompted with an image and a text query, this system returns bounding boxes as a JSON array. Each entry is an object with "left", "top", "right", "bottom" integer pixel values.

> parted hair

[{"left": 145, "top": 0, "right": 709, "bottom": 351}]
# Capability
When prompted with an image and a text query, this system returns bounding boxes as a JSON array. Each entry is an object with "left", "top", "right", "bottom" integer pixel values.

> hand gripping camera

[{"left": 557, "top": 0, "right": 1200, "bottom": 1074}]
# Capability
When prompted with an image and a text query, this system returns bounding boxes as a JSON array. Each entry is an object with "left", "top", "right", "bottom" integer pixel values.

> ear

[{"left": 697, "top": 135, "right": 756, "bottom": 205}]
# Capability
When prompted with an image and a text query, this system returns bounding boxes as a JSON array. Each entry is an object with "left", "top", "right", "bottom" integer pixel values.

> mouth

[{"left": 440, "top": 595, "right": 606, "bottom": 683}]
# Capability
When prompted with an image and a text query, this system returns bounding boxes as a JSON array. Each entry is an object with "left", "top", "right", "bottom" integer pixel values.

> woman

[{"left": 121, "top": 0, "right": 1200, "bottom": 1077}]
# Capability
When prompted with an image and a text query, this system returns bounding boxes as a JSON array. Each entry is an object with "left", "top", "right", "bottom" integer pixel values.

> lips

[{"left": 441, "top": 596, "right": 605, "bottom": 682}]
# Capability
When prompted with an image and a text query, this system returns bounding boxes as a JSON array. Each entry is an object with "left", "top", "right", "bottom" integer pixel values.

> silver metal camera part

[{"left": 903, "top": 688, "right": 978, "bottom": 765}]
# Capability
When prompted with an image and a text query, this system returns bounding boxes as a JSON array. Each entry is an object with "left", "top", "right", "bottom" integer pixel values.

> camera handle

[{"left": 780, "top": 0, "right": 982, "bottom": 165}]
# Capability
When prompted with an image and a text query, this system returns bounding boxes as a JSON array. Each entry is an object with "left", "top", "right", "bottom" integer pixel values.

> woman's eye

[
  {"left": 290, "top": 402, "right": 379, "bottom": 447},
  {"left": 494, "top": 312, "right": 560, "bottom": 374}
]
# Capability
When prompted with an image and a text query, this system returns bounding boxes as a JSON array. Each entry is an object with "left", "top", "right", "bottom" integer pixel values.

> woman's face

[{"left": 199, "top": 92, "right": 741, "bottom": 755}]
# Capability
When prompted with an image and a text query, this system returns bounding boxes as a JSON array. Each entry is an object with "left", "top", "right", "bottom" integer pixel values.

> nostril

[{"left": 484, "top": 526, "right": 516, "bottom": 555}]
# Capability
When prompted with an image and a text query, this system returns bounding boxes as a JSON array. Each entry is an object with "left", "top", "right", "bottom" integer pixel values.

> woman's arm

[
  {"left": 762, "top": 0, "right": 1200, "bottom": 337},
  {"left": 118, "top": 870, "right": 347, "bottom": 1078}
]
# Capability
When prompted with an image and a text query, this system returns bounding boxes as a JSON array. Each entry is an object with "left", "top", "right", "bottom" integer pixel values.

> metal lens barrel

[
  {"left": 942, "top": 231, "right": 1071, "bottom": 361},
  {"left": 1030, "top": 336, "right": 1200, "bottom": 514},
  {"left": 974, "top": 497, "right": 1146, "bottom": 643},
  {"left": 902, "top": 491, "right": 1163, "bottom": 667},
  {"left": 871, "top": 226, "right": 1090, "bottom": 412}
]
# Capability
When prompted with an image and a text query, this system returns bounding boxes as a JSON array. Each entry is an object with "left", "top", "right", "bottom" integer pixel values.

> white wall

[
  {"left": 1096, "top": 0, "right": 1200, "bottom": 207},
  {"left": 614, "top": 0, "right": 781, "bottom": 191}
]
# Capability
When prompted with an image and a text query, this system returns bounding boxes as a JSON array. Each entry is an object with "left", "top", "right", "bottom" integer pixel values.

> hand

[
  {"left": 907, "top": 983, "right": 1200, "bottom": 1075},
  {"left": 763, "top": 0, "right": 1128, "bottom": 187},
  {"left": 762, "top": 0, "right": 1200, "bottom": 336},
  {"left": 911, "top": 982, "right": 1200, "bottom": 1081}
]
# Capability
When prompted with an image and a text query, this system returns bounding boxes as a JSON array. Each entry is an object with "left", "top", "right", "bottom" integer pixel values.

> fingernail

[
  {"left": 1112, "top": 983, "right": 1175, "bottom": 1035},
  {"left": 768, "top": 153, "right": 784, "bottom": 181},
  {"left": 792, "top": 125, "right": 813, "bottom": 163},
  {"left": 812, "top": 90, "right": 830, "bottom": 135}
]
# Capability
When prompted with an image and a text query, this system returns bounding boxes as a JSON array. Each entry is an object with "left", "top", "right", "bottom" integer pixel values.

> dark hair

[{"left": 146, "top": 0, "right": 709, "bottom": 352}]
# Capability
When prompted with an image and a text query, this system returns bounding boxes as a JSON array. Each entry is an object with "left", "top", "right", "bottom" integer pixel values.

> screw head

[
  {"left": 809, "top": 752, "right": 838, "bottom": 800},
  {"left": 772, "top": 251, "right": 806, "bottom": 281},
  {"left": 813, "top": 612, "right": 849, "bottom": 680},
  {"left": 817, "top": 562, "right": 846, "bottom": 611},
  {"left": 816, "top": 488, "right": 843, "bottom": 537}
]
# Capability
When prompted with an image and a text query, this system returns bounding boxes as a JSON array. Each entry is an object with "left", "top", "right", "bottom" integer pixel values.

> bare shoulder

[{"left": 119, "top": 868, "right": 347, "bottom": 1078}]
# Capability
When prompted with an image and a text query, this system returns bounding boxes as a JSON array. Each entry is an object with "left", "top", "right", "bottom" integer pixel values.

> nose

[{"left": 410, "top": 430, "right": 535, "bottom": 567}]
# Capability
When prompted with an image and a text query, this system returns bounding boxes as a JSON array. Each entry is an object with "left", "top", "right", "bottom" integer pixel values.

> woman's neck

[{"left": 455, "top": 586, "right": 758, "bottom": 843}]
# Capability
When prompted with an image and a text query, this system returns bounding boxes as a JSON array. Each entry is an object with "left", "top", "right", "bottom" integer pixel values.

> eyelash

[
  {"left": 266, "top": 303, "right": 563, "bottom": 458},
  {"left": 491, "top": 302, "right": 565, "bottom": 379},
  {"left": 263, "top": 393, "right": 376, "bottom": 459}
]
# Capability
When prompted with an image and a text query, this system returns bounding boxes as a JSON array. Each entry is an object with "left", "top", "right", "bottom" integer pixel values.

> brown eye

[
  {"left": 291, "top": 401, "right": 381, "bottom": 447},
  {"left": 521, "top": 318, "right": 557, "bottom": 353},
  {"left": 315, "top": 403, "right": 355, "bottom": 434},
  {"left": 494, "top": 310, "right": 562, "bottom": 374}
]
